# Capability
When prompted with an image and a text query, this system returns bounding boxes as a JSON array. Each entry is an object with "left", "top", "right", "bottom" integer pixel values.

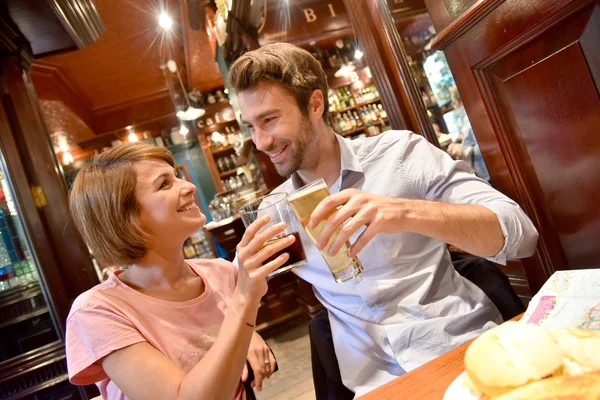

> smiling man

[{"left": 227, "top": 43, "right": 539, "bottom": 397}]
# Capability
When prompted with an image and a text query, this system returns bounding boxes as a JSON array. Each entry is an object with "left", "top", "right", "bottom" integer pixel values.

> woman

[{"left": 66, "top": 142, "right": 295, "bottom": 399}]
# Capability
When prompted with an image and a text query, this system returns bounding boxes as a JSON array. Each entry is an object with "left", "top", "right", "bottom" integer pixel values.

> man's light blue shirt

[{"left": 258, "top": 130, "right": 538, "bottom": 396}]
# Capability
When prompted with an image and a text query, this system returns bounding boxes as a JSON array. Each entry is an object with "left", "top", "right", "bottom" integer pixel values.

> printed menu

[{"left": 522, "top": 269, "right": 600, "bottom": 331}]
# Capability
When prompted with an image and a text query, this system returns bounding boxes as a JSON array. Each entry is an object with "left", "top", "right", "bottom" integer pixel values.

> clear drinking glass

[
  {"left": 238, "top": 192, "right": 307, "bottom": 279},
  {"left": 288, "top": 179, "right": 363, "bottom": 283}
]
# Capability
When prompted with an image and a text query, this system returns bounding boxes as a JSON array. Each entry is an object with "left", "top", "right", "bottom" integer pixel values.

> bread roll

[
  {"left": 464, "top": 321, "right": 564, "bottom": 397},
  {"left": 492, "top": 370, "right": 600, "bottom": 400},
  {"left": 550, "top": 327, "right": 600, "bottom": 376}
]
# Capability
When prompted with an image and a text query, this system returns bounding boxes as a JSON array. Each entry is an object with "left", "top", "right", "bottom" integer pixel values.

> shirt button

[
  {"left": 373, "top": 303, "right": 380, "bottom": 310},
  {"left": 401, "top": 356, "right": 409, "bottom": 363}
]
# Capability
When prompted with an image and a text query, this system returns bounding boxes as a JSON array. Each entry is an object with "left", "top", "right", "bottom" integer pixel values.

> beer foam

[{"left": 288, "top": 182, "right": 329, "bottom": 201}]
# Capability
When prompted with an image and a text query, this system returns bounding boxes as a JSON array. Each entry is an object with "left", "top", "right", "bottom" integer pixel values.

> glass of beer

[
  {"left": 288, "top": 179, "right": 363, "bottom": 283},
  {"left": 238, "top": 192, "right": 307, "bottom": 279}
]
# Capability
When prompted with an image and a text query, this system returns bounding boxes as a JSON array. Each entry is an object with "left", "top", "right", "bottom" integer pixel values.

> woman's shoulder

[
  {"left": 187, "top": 257, "right": 237, "bottom": 272},
  {"left": 67, "top": 275, "right": 126, "bottom": 321},
  {"left": 186, "top": 258, "right": 237, "bottom": 291}
]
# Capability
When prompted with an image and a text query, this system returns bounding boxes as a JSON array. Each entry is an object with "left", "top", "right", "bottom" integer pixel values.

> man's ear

[{"left": 308, "top": 89, "right": 325, "bottom": 121}]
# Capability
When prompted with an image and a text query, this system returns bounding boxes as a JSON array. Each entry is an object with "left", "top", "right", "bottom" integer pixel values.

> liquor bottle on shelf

[
  {"left": 216, "top": 90, "right": 226, "bottom": 102},
  {"left": 206, "top": 92, "right": 217, "bottom": 104},
  {"left": 346, "top": 112, "right": 356, "bottom": 129},
  {"left": 378, "top": 104, "right": 387, "bottom": 119},
  {"left": 352, "top": 111, "right": 363, "bottom": 127},
  {"left": 336, "top": 114, "right": 346, "bottom": 132},
  {"left": 371, "top": 104, "right": 380, "bottom": 120},
  {"left": 310, "top": 45, "right": 326, "bottom": 68},
  {"left": 345, "top": 88, "right": 355, "bottom": 107}
]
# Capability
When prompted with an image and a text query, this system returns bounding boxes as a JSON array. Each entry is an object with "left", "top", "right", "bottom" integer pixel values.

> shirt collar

[{"left": 290, "top": 134, "right": 365, "bottom": 190}]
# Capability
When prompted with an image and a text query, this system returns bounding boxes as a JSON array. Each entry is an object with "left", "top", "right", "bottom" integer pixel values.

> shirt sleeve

[
  {"left": 66, "top": 303, "right": 146, "bottom": 385},
  {"left": 399, "top": 131, "right": 539, "bottom": 263}
]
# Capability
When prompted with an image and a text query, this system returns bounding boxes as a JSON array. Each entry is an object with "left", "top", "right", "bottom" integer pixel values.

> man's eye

[
  {"left": 159, "top": 180, "right": 169, "bottom": 189},
  {"left": 265, "top": 117, "right": 276, "bottom": 124}
]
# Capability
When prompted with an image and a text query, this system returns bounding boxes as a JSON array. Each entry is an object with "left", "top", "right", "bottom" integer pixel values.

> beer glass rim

[
  {"left": 238, "top": 192, "right": 288, "bottom": 217},
  {"left": 288, "top": 178, "right": 327, "bottom": 201}
]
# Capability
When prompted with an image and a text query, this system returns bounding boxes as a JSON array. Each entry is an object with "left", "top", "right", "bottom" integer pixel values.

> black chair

[
  {"left": 308, "top": 256, "right": 525, "bottom": 399},
  {"left": 451, "top": 254, "right": 525, "bottom": 321}
]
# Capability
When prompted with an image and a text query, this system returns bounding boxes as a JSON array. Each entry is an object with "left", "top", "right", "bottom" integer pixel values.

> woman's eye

[{"left": 159, "top": 180, "right": 170, "bottom": 189}]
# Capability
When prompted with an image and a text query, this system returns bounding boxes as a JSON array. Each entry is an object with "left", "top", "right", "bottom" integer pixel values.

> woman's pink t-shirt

[{"left": 65, "top": 258, "right": 245, "bottom": 400}]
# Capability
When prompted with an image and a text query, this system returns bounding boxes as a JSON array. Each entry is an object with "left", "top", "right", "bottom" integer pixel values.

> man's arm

[
  {"left": 309, "top": 131, "right": 538, "bottom": 262},
  {"left": 309, "top": 192, "right": 504, "bottom": 258}
]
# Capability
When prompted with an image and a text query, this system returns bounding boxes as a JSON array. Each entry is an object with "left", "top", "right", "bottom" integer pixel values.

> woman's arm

[
  {"left": 103, "top": 217, "right": 295, "bottom": 400},
  {"left": 102, "top": 289, "right": 256, "bottom": 400}
]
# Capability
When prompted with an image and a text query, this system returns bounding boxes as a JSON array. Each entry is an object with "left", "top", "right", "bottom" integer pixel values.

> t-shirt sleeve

[{"left": 66, "top": 303, "right": 146, "bottom": 385}]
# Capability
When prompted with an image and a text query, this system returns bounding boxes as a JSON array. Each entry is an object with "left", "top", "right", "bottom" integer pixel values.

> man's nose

[{"left": 253, "top": 128, "right": 275, "bottom": 152}]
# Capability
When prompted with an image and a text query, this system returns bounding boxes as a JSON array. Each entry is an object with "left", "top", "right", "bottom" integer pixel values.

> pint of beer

[
  {"left": 239, "top": 192, "right": 307, "bottom": 279},
  {"left": 288, "top": 179, "right": 363, "bottom": 283}
]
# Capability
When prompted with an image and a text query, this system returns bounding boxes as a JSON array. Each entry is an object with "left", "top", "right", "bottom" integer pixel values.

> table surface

[{"left": 359, "top": 314, "right": 523, "bottom": 399}]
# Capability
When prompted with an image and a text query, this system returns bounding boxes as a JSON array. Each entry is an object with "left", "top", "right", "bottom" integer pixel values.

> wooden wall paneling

[
  {"left": 343, "top": 0, "right": 438, "bottom": 144},
  {"left": 424, "top": 0, "right": 600, "bottom": 291},
  {"left": 476, "top": 3, "right": 600, "bottom": 271},
  {"left": 0, "top": 76, "right": 71, "bottom": 332},
  {"left": 198, "top": 133, "right": 224, "bottom": 193},
  {"left": 2, "top": 57, "right": 98, "bottom": 304}
]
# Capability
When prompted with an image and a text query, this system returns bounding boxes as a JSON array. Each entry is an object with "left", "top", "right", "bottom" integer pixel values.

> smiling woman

[{"left": 65, "top": 142, "right": 291, "bottom": 399}]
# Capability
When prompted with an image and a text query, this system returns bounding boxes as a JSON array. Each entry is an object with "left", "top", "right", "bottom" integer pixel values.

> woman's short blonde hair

[{"left": 69, "top": 142, "right": 174, "bottom": 266}]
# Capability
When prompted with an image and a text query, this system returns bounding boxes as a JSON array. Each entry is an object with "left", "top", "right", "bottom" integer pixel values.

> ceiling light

[
  {"left": 62, "top": 152, "right": 74, "bottom": 165},
  {"left": 166, "top": 60, "right": 177, "bottom": 73},
  {"left": 128, "top": 132, "right": 139, "bottom": 142},
  {"left": 159, "top": 12, "right": 172, "bottom": 29},
  {"left": 354, "top": 49, "right": 364, "bottom": 60},
  {"left": 166, "top": 59, "right": 206, "bottom": 121},
  {"left": 334, "top": 64, "right": 356, "bottom": 78}
]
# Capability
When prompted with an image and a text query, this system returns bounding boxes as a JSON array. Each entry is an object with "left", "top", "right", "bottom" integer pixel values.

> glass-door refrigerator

[{"left": 0, "top": 152, "right": 87, "bottom": 398}]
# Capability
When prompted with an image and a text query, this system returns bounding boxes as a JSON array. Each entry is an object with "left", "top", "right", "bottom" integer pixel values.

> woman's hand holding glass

[{"left": 236, "top": 215, "right": 296, "bottom": 300}]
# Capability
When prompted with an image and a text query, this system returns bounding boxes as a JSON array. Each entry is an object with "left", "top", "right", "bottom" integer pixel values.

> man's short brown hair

[
  {"left": 69, "top": 142, "right": 174, "bottom": 266},
  {"left": 226, "top": 42, "right": 329, "bottom": 120}
]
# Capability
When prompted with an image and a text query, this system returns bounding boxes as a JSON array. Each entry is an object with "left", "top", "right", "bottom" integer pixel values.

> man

[{"left": 227, "top": 43, "right": 538, "bottom": 396}]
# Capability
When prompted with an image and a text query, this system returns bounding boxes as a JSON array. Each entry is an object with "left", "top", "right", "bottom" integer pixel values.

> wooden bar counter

[{"left": 360, "top": 314, "right": 523, "bottom": 399}]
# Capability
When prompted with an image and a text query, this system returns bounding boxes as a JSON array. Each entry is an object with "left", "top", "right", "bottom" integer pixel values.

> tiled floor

[{"left": 255, "top": 323, "right": 316, "bottom": 400}]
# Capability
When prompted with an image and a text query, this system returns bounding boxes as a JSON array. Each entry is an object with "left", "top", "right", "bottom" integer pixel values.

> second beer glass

[
  {"left": 288, "top": 179, "right": 363, "bottom": 283},
  {"left": 238, "top": 192, "right": 307, "bottom": 279}
]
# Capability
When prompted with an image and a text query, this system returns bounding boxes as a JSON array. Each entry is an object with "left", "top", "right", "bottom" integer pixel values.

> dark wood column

[
  {"left": 343, "top": 0, "right": 437, "bottom": 144},
  {"left": 1, "top": 55, "right": 98, "bottom": 309},
  {"left": 423, "top": 0, "right": 600, "bottom": 291}
]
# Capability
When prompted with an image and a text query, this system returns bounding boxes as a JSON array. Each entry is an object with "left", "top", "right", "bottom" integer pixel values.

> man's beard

[{"left": 274, "top": 117, "right": 316, "bottom": 178}]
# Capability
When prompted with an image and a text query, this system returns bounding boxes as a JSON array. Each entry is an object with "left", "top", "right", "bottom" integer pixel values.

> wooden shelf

[
  {"left": 219, "top": 169, "right": 238, "bottom": 178},
  {"left": 339, "top": 127, "right": 366, "bottom": 137},
  {"left": 330, "top": 104, "right": 356, "bottom": 113},
  {"left": 200, "top": 101, "right": 232, "bottom": 114},
  {"left": 199, "top": 118, "right": 238, "bottom": 130},
  {"left": 329, "top": 98, "right": 381, "bottom": 115},
  {"left": 356, "top": 97, "right": 381, "bottom": 107},
  {"left": 211, "top": 145, "right": 234, "bottom": 155}
]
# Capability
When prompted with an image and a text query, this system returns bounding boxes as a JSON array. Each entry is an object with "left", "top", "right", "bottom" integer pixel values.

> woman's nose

[{"left": 181, "top": 180, "right": 196, "bottom": 195}]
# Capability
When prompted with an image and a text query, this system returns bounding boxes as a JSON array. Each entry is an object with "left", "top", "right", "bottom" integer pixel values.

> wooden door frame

[
  {"left": 343, "top": 0, "right": 439, "bottom": 144},
  {"left": 423, "top": 0, "right": 598, "bottom": 291}
]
